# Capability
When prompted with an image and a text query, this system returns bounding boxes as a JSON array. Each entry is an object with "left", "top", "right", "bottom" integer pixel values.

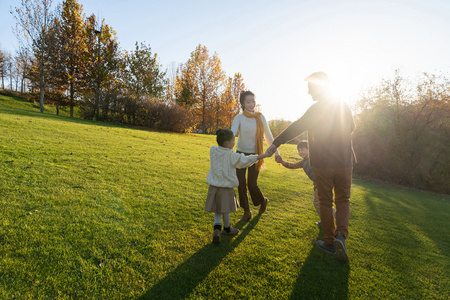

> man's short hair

[{"left": 304, "top": 72, "right": 330, "bottom": 86}]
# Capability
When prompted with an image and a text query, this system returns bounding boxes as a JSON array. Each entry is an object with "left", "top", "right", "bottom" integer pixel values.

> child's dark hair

[
  {"left": 239, "top": 91, "right": 255, "bottom": 110},
  {"left": 216, "top": 129, "right": 234, "bottom": 147},
  {"left": 297, "top": 140, "right": 308, "bottom": 149}
]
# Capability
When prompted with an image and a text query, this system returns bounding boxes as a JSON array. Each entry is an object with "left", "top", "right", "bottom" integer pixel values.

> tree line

[
  {"left": 1, "top": 1, "right": 448, "bottom": 193},
  {"left": 269, "top": 70, "right": 449, "bottom": 193},
  {"left": 352, "top": 70, "right": 449, "bottom": 194},
  {"left": 1, "top": 0, "right": 244, "bottom": 133}
]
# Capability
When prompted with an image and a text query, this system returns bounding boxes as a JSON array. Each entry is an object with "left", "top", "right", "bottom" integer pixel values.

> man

[{"left": 267, "top": 71, "right": 356, "bottom": 262}]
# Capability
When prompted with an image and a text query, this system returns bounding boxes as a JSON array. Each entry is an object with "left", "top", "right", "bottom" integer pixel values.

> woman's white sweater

[{"left": 231, "top": 113, "right": 277, "bottom": 154}]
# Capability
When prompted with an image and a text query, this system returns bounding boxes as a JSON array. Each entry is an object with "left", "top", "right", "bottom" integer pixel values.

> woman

[{"left": 231, "top": 91, "right": 278, "bottom": 222}]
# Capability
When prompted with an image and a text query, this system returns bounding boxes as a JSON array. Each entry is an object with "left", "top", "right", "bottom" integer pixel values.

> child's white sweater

[{"left": 207, "top": 146, "right": 258, "bottom": 188}]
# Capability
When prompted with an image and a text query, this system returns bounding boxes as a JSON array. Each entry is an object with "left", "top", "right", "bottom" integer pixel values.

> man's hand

[{"left": 267, "top": 144, "right": 278, "bottom": 155}]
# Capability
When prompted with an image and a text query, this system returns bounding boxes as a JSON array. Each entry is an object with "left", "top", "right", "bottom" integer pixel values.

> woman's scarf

[{"left": 243, "top": 110, "right": 265, "bottom": 171}]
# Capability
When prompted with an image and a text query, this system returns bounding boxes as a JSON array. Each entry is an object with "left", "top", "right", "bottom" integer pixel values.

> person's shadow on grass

[
  {"left": 289, "top": 227, "right": 350, "bottom": 300},
  {"left": 137, "top": 215, "right": 261, "bottom": 300}
]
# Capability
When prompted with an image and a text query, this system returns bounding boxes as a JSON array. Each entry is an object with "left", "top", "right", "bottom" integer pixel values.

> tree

[
  {"left": 82, "top": 15, "right": 121, "bottom": 120},
  {"left": 268, "top": 119, "right": 292, "bottom": 137},
  {"left": 124, "top": 42, "right": 166, "bottom": 98},
  {"left": 353, "top": 70, "right": 450, "bottom": 193},
  {"left": 16, "top": 48, "right": 32, "bottom": 94},
  {"left": 51, "top": 0, "right": 86, "bottom": 117},
  {"left": 95, "top": 23, "right": 121, "bottom": 120},
  {"left": 0, "top": 49, "right": 6, "bottom": 89},
  {"left": 174, "top": 44, "right": 226, "bottom": 133},
  {"left": 222, "top": 73, "right": 245, "bottom": 128},
  {"left": 121, "top": 42, "right": 167, "bottom": 124},
  {"left": 11, "top": 0, "right": 57, "bottom": 113},
  {"left": 165, "top": 61, "right": 182, "bottom": 104},
  {"left": 1, "top": 51, "right": 12, "bottom": 90},
  {"left": 11, "top": 54, "right": 20, "bottom": 91}
]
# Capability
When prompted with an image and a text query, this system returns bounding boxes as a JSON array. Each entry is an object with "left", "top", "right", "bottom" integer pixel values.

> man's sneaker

[
  {"left": 316, "top": 240, "right": 336, "bottom": 254},
  {"left": 212, "top": 229, "right": 221, "bottom": 244},
  {"left": 333, "top": 233, "right": 348, "bottom": 262},
  {"left": 222, "top": 227, "right": 239, "bottom": 235}
]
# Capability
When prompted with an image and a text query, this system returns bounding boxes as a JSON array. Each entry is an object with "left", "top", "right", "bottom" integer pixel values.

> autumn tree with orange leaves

[
  {"left": 52, "top": 0, "right": 86, "bottom": 117},
  {"left": 173, "top": 45, "right": 224, "bottom": 133},
  {"left": 173, "top": 45, "right": 245, "bottom": 133}
]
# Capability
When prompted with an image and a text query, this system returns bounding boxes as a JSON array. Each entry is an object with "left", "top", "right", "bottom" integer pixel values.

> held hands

[
  {"left": 267, "top": 144, "right": 278, "bottom": 156},
  {"left": 257, "top": 149, "right": 274, "bottom": 160},
  {"left": 263, "top": 148, "right": 274, "bottom": 158}
]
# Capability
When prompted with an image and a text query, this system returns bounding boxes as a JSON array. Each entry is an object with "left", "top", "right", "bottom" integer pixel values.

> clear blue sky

[{"left": 2, "top": 0, "right": 450, "bottom": 121}]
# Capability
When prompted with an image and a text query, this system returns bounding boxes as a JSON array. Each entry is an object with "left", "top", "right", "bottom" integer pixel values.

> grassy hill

[{"left": 1, "top": 95, "right": 449, "bottom": 299}]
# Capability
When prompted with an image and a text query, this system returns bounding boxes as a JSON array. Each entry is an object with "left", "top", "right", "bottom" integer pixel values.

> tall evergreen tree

[
  {"left": 82, "top": 14, "right": 121, "bottom": 120},
  {"left": 124, "top": 42, "right": 166, "bottom": 99},
  {"left": 122, "top": 42, "right": 167, "bottom": 124}
]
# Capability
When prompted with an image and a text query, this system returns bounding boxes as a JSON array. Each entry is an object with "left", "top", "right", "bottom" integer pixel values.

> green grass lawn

[{"left": 1, "top": 95, "right": 449, "bottom": 299}]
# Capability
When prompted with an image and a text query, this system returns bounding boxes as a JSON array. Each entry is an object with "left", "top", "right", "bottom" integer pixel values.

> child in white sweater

[{"left": 206, "top": 129, "right": 272, "bottom": 244}]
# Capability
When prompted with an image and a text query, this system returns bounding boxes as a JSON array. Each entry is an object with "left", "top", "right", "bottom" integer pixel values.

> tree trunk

[
  {"left": 96, "top": 75, "right": 100, "bottom": 120},
  {"left": 10, "top": 63, "right": 13, "bottom": 90},
  {"left": 216, "top": 104, "right": 220, "bottom": 132},
  {"left": 21, "top": 77, "right": 24, "bottom": 94},
  {"left": 202, "top": 99, "right": 206, "bottom": 133},
  {"left": 70, "top": 81, "right": 74, "bottom": 117},
  {"left": 39, "top": 58, "right": 45, "bottom": 113},
  {"left": 103, "top": 91, "right": 109, "bottom": 120}
]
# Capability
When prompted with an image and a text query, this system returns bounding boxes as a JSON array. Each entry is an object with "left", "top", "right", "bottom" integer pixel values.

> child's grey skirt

[{"left": 205, "top": 185, "right": 239, "bottom": 213}]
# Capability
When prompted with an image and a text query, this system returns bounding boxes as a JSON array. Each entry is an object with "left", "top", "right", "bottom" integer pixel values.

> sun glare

[
  {"left": 299, "top": 28, "right": 403, "bottom": 108},
  {"left": 328, "top": 70, "right": 362, "bottom": 105},
  {"left": 317, "top": 54, "right": 389, "bottom": 107}
]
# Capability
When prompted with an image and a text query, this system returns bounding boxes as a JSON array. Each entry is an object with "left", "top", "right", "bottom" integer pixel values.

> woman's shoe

[
  {"left": 239, "top": 211, "right": 252, "bottom": 222},
  {"left": 258, "top": 198, "right": 269, "bottom": 215}
]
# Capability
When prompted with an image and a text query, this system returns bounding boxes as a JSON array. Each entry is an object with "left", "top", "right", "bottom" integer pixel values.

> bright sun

[{"left": 303, "top": 32, "right": 399, "bottom": 107}]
